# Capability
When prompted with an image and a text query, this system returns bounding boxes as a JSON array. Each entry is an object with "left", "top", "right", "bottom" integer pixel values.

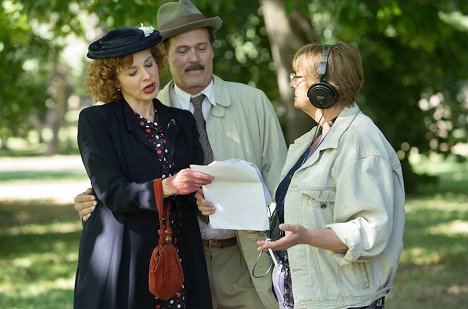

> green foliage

[
  {"left": 303, "top": 0, "right": 468, "bottom": 191},
  {"left": 0, "top": 1, "right": 60, "bottom": 148},
  {"left": 201, "top": 1, "right": 279, "bottom": 96},
  {"left": 0, "top": 0, "right": 467, "bottom": 191}
]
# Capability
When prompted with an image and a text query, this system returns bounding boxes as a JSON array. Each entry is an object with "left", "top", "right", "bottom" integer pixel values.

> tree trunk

[
  {"left": 0, "top": 134, "right": 8, "bottom": 150},
  {"left": 46, "top": 67, "right": 73, "bottom": 155},
  {"left": 260, "top": 0, "right": 316, "bottom": 143}
]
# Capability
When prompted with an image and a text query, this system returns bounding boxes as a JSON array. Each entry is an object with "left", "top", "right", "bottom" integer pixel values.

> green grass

[
  {"left": 0, "top": 170, "right": 87, "bottom": 182},
  {"left": 0, "top": 200, "right": 81, "bottom": 309},
  {"left": 0, "top": 155, "right": 466, "bottom": 308},
  {"left": 387, "top": 193, "right": 468, "bottom": 308}
]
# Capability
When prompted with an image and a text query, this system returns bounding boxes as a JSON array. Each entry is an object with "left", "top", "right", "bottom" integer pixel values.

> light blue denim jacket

[{"left": 282, "top": 104, "right": 405, "bottom": 308}]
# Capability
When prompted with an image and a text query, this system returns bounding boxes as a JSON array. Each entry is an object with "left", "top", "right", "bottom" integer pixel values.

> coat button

[{"left": 320, "top": 204, "right": 327, "bottom": 209}]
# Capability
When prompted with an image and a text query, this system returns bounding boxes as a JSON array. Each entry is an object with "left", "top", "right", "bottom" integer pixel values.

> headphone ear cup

[{"left": 307, "top": 82, "right": 337, "bottom": 109}]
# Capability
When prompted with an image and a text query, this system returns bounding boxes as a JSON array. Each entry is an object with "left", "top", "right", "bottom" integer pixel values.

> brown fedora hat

[{"left": 157, "top": 0, "right": 222, "bottom": 40}]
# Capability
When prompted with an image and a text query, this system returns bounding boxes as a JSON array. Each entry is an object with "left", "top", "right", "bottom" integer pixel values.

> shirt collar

[{"left": 173, "top": 79, "right": 216, "bottom": 110}]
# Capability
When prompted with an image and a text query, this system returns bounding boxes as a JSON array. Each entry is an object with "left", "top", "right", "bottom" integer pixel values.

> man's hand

[
  {"left": 74, "top": 188, "right": 96, "bottom": 222},
  {"left": 195, "top": 189, "right": 216, "bottom": 216}
]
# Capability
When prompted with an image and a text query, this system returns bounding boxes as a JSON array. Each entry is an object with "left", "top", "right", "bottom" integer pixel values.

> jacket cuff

[{"left": 325, "top": 222, "right": 363, "bottom": 265}]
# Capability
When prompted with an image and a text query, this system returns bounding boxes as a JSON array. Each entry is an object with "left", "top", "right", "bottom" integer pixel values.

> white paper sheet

[{"left": 190, "top": 159, "right": 270, "bottom": 231}]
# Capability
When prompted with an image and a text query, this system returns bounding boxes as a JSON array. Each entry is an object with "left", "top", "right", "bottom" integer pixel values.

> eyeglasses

[{"left": 289, "top": 72, "right": 304, "bottom": 85}]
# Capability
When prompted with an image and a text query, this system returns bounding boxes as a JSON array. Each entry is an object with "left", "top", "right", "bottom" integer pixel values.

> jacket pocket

[
  {"left": 338, "top": 261, "right": 371, "bottom": 297},
  {"left": 300, "top": 188, "right": 336, "bottom": 228}
]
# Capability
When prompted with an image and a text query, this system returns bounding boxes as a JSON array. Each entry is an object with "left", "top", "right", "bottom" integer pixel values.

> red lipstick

[{"left": 143, "top": 82, "right": 156, "bottom": 94}]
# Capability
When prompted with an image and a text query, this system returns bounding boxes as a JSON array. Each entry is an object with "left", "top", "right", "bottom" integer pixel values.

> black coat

[{"left": 74, "top": 98, "right": 212, "bottom": 309}]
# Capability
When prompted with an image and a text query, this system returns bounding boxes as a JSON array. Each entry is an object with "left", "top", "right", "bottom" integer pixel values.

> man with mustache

[{"left": 74, "top": 0, "right": 287, "bottom": 308}]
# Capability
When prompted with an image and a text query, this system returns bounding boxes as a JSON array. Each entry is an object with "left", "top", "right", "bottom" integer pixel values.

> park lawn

[
  {"left": 0, "top": 200, "right": 81, "bottom": 309},
  {"left": 0, "top": 155, "right": 467, "bottom": 308},
  {"left": 387, "top": 193, "right": 468, "bottom": 308}
]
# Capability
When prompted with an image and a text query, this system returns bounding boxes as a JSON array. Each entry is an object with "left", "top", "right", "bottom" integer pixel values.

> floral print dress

[{"left": 135, "top": 109, "right": 186, "bottom": 309}]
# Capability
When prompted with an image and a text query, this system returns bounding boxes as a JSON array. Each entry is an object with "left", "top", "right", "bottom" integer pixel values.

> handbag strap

[{"left": 153, "top": 179, "right": 173, "bottom": 245}]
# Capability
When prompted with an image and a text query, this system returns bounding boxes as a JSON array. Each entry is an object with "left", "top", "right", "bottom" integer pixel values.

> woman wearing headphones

[{"left": 256, "top": 42, "right": 405, "bottom": 309}]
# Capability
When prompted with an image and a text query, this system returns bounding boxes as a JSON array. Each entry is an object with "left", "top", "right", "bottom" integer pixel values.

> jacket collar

[
  {"left": 288, "top": 104, "right": 361, "bottom": 170},
  {"left": 210, "top": 75, "right": 231, "bottom": 118}
]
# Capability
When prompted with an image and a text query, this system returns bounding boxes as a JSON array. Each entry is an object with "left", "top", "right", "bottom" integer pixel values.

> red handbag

[{"left": 148, "top": 178, "right": 184, "bottom": 300}]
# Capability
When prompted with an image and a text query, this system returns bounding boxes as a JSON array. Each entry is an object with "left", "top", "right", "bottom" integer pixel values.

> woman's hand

[
  {"left": 74, "top": 169, "right": 214, "bottom": 220},
  {"left": 195, "top": 189, "right": 216, "bottom": 216},
  {"left": 163, "top": 168, "right": 213, "bottom": 196},
  {"left": 257, "top": 223, "right": 310, "bottom": 251},
  {"left": 74, "top": 188, "right": 97, "bottom": 222},
  {"left": 257, "top": 224, "right": 348, "bottom": 253}
]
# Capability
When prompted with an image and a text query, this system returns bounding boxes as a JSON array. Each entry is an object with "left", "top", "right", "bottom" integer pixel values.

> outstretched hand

[{"left": 257, "top": 223, "right": 311, "bottom": 251}]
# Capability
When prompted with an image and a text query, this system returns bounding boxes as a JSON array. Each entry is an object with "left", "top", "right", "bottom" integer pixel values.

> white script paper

[{"left": 190, "top": 159, "right": 270, "bottom": 231}]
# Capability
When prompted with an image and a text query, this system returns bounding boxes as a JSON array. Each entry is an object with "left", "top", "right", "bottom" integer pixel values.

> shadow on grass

[
  {"left": 404, "top": 195, "right": 468, "bottom": 264},
  {"left": 0, "top": 199, "right": 80, "bottom": 309},
  {"left": 0, "top": 200, "right": 79, "bottom": 225},
  {"left": 0, "top": 230, "right": 81, "bottom": 258},
  {"left": 0, "top": 288, "right": 74, "bottom": 309},
  {"left": 387, "top": 193, "right": 468, "bottom": 308},
  {"left": 390, "top": 263, "right": 468, "bottom": 308}
]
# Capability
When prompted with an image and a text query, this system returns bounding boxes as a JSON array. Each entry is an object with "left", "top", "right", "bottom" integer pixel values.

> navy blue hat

[{"left": 87, "top": 25, "right": 162, "bottom": 59}]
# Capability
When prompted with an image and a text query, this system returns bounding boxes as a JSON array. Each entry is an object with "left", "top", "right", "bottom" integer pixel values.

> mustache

[{"left": 185, "top": 63, "right": 204, "bottom": 72}]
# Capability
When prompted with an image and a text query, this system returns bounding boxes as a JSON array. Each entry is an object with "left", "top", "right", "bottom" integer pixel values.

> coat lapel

[
  {"left": 122, "top": 99, "right": 154, "bottom": 153},
  {"left": 156, "top": 101, "right": 180, "bottom": 164},
  {"left": 122, "top": 98, "right": 180, "bottom": 164},
  {"left": 211, "top": 75, "right": 231, "bottom": 118}
]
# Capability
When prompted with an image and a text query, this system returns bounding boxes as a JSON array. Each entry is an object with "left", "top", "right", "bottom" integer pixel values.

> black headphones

[{"left": 307, "top": 45, "right": 338, "bottom": 109}]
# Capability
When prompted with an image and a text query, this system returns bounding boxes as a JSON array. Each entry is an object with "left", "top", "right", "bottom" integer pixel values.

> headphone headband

[{"left": 318, "top": 45, "right": 333, "bottom": 82}]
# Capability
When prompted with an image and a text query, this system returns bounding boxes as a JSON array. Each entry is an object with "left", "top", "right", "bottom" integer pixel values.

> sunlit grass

[
  {"left": 386, "top": 190, "right": 468, "bottom": 308},
  {"left": 0, "top": 221, "right": 82, "bottom": 237},
  {"left": 0, "top": 198, "right": 80, "bottom": 309},
  {"left": 0, "top": 170, "right": 88, "bottom": 182},
  {"left": 0, "top": 247, "right": 78, "bottom": 309},
  {"left": 427, "top": 220, "right": 468, "bottom": 234}
]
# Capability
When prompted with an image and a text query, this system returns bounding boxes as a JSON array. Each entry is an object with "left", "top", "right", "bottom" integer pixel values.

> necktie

[
  {"left": 191, "top": 94, "right": 214, "bottom": 165},
  {"left": 191, "top": 94, "right": 212, "bottom": 224}
]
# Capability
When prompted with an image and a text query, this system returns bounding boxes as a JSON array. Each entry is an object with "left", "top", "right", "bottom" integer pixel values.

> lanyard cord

[{"left": 302, "top": 128, "right": 327, "bottom": 165}]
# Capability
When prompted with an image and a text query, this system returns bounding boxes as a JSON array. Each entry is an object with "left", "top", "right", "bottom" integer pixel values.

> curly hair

[
  {"left": 85, "top": 45, "right": 167, "bottom": 103},
  {"left": 292, "top": 41, "right": 364, "bottom": 107}
]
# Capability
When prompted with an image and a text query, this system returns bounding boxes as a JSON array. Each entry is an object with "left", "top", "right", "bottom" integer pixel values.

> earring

[{"left": 117, "top": 87, "right": 121, "bottom": 92}]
